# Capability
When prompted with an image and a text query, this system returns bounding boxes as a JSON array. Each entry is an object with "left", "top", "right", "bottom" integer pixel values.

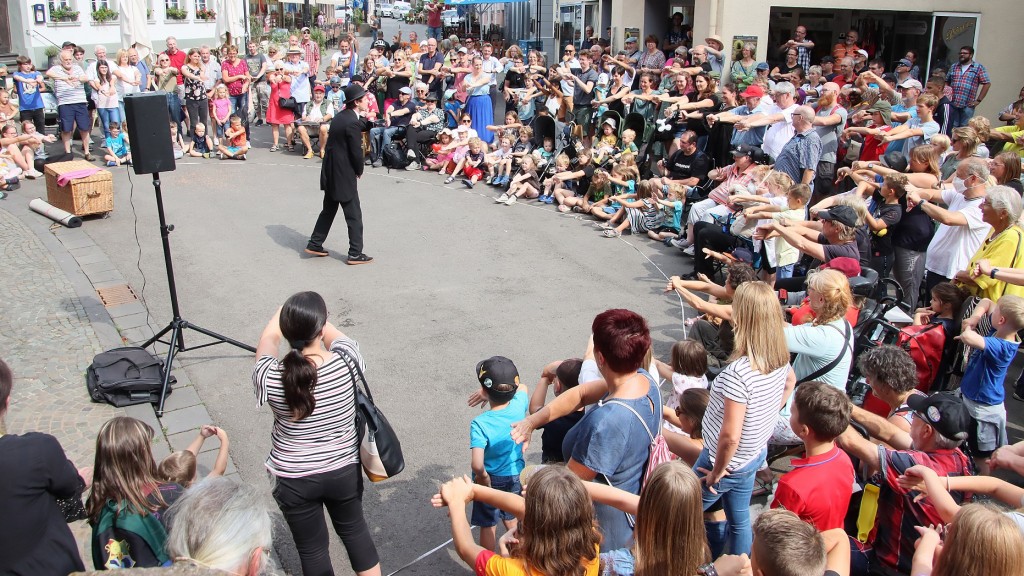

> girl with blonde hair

[
  {"left": 913, "top": 503, "right": 1024, "bottom": 576},
  {"left": 696, "top": 281, "right": 793, "bottom": 555}
]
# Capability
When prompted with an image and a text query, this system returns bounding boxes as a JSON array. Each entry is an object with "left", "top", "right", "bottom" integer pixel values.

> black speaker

[{"left": 124, "top": 92, "right": 176, "bottom": 175}]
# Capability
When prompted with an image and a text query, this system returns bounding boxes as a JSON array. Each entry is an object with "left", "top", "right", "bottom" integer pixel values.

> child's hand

[
  {"left": 200, "top": 424, "right": 218, "bottom": 438},
  {"left": 439, "top": 475, "right": 475, "bottom": 506},
  {"left": 913, "top": 524, "right": 944, "bottom": 550},
  {"left": 498, "top": 528, "right": 520, "bottom": 557},
  {"left": 897, "top": 464, "right": 937, "bottom": 500}
]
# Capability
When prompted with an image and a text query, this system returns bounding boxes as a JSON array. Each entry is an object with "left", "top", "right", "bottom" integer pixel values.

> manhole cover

[{"left": 96, "top": 284, "right": 139, "bottom": 307}]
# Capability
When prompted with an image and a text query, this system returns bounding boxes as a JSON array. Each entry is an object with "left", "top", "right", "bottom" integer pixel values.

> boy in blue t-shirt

[
  {"left": 469, "top": 356, "right": 528, "bottom": 552},
  {"left": 957, "top": 294, "right": 1024, "bottom": 474},
  {"left": 444, "top": 89, "right": 462, "bottom": 129}
]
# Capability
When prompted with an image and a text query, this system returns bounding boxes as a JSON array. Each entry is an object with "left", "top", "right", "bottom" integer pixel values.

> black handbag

[
  {"left": 279, "top": 96, "right": 299, "bottom": 111},
  {"left": 337, "top": 348, "right": 405, "bottom": 482},
  {"left": 86, "top": 347, "right": 175, "bottom": 407}
]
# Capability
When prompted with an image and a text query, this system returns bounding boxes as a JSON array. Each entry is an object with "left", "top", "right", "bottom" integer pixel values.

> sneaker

[
  {"left": 346, "top": 253, "right": 374, "bottom": 265},
  {"left": 25, "top": 170, "right": 42, "bottom": 179},
  {"left": 203, "top": 152, "right": 212, "bottom": 158},
  {"left": 504, "top": 195, "right": 517, "bottom": 206},
  {"left": 444, "top": 175, "right": 455, "bottom": 184},
  {"left": 106, "top": 160, "right": 117, "bottom": 167},
  {"left": 496, "top": 193, "right": 509, "bottom": 203},
  {"left": 602, "top": 229, "right": 621, "bottom": 238},
  {"left": 303, "top": 150, "right": 314, "bottom": 159},
  {"left": 536, "top": 194, "right": 547, "bottom": 202},
  {"left": 485, "top": 175, "right": 494, "bottom": 185},
  {"left": 406, "top": 149, "right": 417, "bottom": 159},
  {"left": 372, "top": 160, "right": 382, "bottom": 168},
  {"left": 462, "top": 179, "right": 474, "bottom": 189},
  {"left": 405, "top": 161, "right": 419, "bottom": 171},
  {"left": 682, "top": 245, "right": 695, "bottom": 256},
  {"left": 670, "top": 238, "right": 690, "bottom": 250},
  {"left": 544, "top": 196, "right": 555, "bottom": 204},
  {"left": 239, "top": 154, "right": 247, "bottom": 160},
  {"left": 663, "top": 237, "right": 677, "bottom": 247},
  {"left": 597, "top": 222, "right": 615, "bottom": 230}
]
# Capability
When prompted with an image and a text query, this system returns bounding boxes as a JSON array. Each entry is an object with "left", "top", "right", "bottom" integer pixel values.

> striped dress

[
  {"left": 702, "top": 356, "right": 789, "bottom": 471},
  {"left": 252, "top": 337, "right": 362, "bottom": 478}
]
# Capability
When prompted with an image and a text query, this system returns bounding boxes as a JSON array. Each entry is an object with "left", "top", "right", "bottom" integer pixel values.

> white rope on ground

[{"left": 383, "top": 526, "right": 476, "bottom": 576}]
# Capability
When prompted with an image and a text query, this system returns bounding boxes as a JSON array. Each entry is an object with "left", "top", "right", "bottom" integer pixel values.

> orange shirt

[
  {"left": 832, "top": 43, "right": 861, "bottom": 60},
  {"left": 474, "top": 547, "right": 600, "bottom": 576}
]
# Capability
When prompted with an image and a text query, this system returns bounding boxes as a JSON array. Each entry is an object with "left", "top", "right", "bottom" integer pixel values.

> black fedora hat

[{"left": 343, "top": 83, "right": 367, "bottom": 103}]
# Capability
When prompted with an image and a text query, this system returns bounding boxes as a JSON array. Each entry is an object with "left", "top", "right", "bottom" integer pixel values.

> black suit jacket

[{"left": 320, "top": 108, "right": 370, "bottom": 202}]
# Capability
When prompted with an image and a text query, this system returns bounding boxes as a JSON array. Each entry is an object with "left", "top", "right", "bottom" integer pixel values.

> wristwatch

[{"left": 991, "top": 268, "right": 999, "bottom": 279}]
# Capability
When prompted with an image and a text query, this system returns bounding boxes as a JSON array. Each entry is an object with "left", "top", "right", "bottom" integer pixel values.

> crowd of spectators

[{"left": 4, "top": 19, "right": 1024, "bottom": 576}]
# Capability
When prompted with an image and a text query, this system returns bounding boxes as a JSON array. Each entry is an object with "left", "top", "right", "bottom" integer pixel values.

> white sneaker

[
  {"left": 504, "top": 195, "right": 517, "bottom": 205},
  {"left": 405, "top": 161, "right": 419, "bottom": 171},
  {"left": 495, "top": 193, "right": 509, "bottom": 203},
  {"left": 670, "top": 238, "right": 690, "bottom": 250},
  {"left": 682, "top": 245, "right": 695, "bottom": 256}
]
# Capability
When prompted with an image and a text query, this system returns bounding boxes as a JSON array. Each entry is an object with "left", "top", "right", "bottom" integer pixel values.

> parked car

[
  {"left": 391, "top": 1, "right": 411, "bottom": 19},
  {"left": 379, "top": 3, "right": 394, "bottom": 17},
  {"left": 441, "top": 9, "right": 463, "bottom": 27}
]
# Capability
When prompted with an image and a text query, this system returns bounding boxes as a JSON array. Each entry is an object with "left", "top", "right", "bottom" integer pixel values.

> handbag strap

[
  {"left": 797, "top": 320, "right": 853, "bottom": 384},
  {"left": 335, "top": 346, "right": 373, "bottom": 404}
]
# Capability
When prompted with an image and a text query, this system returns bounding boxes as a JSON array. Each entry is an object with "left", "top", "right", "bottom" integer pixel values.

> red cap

[
  {"left": 820, "top": 257, "right": 861, "bottom": 278},
  {"left": 740, "top": 85, "right": 765, "bottom": 98},
  {"left": 313, "top": 84, "right": 326, "bottom": 93}
]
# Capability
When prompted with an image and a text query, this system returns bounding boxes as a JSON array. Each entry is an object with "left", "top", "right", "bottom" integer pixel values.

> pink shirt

[
  {"left": 212, "top": 98, "right": 231, "bottom": 123},
  {"left": 222, "top": 59, "right": 249, "bottom": 96}
]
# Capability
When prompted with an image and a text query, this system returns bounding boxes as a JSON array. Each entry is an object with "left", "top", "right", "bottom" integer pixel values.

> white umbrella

[
  {"left": 120, "top": 0, "right": 153, "bottom": 60},
  {"left": 215, "top": 0, "right": 244, "bottom": 46}
]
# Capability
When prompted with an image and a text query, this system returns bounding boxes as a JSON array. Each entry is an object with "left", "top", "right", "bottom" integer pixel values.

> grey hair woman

[
  {"left": 166, "top": 477, "right": 273, "bottom": 575},
  {"left": 958, "top": 185, "right": 1024, "bottom": 300}
]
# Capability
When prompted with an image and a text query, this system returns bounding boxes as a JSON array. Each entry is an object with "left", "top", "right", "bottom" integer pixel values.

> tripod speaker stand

[{"left": 125, "top": 93, "right": 255, "bottom": 416}]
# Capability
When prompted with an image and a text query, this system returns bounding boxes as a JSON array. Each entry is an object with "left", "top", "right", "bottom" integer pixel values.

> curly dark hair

[
  {"left": 857, "top": 345, "right": 918, "bottom": 395},
  {"left": 726, "top": 262, "right": 758, "bottom": 290}
]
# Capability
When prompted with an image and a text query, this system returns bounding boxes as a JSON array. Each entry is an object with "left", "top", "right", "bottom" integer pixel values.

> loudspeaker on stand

[{"left": 124, "top": 92, "right": 176, "bottom": 175}]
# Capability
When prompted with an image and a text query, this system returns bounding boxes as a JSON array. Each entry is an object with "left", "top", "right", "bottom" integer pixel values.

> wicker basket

[{"left": 44, "top": 160, "right": 114, "bottom": 217}]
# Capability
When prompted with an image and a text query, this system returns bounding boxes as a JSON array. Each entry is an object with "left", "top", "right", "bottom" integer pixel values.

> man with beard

[
  {"left": 329, "top": 38, "right": 358, "bottom": 86},
  {"left": 810, "top": 82, "right": 847, "bottom": 201},
  {"left": 945, "top": 45, "right": 991, "bottom": 128},
  {"left": 306, "top": 84, "right": 374, "bottom": 265}
]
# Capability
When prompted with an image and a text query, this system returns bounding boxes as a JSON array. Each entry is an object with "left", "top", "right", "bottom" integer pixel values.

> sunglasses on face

[{"left": 462, "top": 119, "right": 472, "bottom": 124}]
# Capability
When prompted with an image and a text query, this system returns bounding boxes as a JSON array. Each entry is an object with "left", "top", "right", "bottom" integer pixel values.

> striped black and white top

[
  {"left": 702, "top": 356, "right": 789, "bottom": 471},
  {"left": 252, "top": 337, "right": 362, "bottom": 478}
]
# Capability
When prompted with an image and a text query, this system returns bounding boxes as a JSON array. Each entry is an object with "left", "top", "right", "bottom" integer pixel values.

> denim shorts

[
  {"left": 58, "top": 103, "right": 90, "bottom": 134},
  {"left": 471, "top": 474, "right": 522, "bottom": 527}
]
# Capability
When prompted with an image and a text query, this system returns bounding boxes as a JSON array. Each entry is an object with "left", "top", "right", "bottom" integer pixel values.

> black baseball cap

[
  {"left": 907, "top": 392, "right": 970, "bottom": 442},
  {"left": 817, "top": 205, "right": 859, "bottom": 228},
  {"left": 732, "top": 144, "right": 767, "bottom": 165},
  {"left": 476, "top": 356, "right": 520, "bottom": 402}
]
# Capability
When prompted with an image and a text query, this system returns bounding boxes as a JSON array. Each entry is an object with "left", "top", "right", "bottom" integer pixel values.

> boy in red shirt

[{"left": 771, "top": 381, "right": 855, "bottom": 531}]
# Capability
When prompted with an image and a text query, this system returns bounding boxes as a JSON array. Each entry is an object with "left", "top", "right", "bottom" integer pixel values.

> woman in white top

[
  {"left": 112, "top": 49, "right": 141, "bottom": 129},
  {"left": 252, "top": 292, "right": 381, "bottom": 576},
  {"left": 696, "top": 281, "right": 793, "bottom": 557}
]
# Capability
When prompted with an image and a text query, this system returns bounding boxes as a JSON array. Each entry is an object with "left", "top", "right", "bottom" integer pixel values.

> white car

[
  {"left": 391, "top": 1, "right": 411, "bottom": 19},
  {"left": 442, "top": 9, "right": 462, "bottom": 27},
  {"left": 379, "top": 3, "right": 393, "bottom": 17}
]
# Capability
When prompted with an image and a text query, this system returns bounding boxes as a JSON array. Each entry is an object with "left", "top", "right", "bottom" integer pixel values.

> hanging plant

[
  {"left": 165, "top": 6, "right": 188, "bottom": 19},
  {"left": 92, "top": 6, "right": 118, "bottom": 22},
  {"left": 50, "top": 5, "right": 80, "bottom": 21},
  {"left": 195, "top": 7, "right": 216, "bottom": 20}
]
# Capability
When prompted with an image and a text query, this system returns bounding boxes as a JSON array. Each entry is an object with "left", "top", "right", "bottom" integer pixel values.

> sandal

[
  {"left": 601, "top": 229, "right": 620, "bottom": 238},
  {"left": 444, "top": 176, "right": 455, "bottom": 184},
  {"left": 750, "top": 475, "right": 775, "bottom": 498}
]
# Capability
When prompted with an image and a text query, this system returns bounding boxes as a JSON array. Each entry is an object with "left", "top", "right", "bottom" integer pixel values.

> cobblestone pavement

[{"left": 0, "top": 206, "right": 125, "bottom": 568}]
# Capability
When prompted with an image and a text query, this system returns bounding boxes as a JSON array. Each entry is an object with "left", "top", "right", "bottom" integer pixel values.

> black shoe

[
  {"left": 304, "top": 245, "right": 329, "bottom": 257},
  {"left": 347, "top": 253, "right": 374, "bottom": 265}
]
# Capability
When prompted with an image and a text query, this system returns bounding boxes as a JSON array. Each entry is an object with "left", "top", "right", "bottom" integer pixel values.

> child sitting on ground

[
  {"left": 185, "top": 122, "right": 214, "bottom": 158},
  {"left": 599, "top": 180, "right": 662, "bottom": 238},
  {"left": 551, "top": 152, "right": 595, "bottom": 211},
  {"left": 957, "top": 294, "right": 1024, "bottom": 474},
  {"left": 527, "top": 358, "right": 585, "bottom": 464},
  {"left": 466, "top": 356, "right": 529, "bottom": 551},
  {"left": 496, "top": 154, "right": 540, "bottom": 205},
  {"left": 560, "top": 166, "right": 610, "bottom": 214},
  {"left": 211, "top": 84, "right": 232, "bottom": 143},
  {"left": 485, "top": 136, "right": 514, "bottom": 185},
  {"left": 770, "top": 381, "right": 855, "bottom": 531},
  {"left": 537, "top": 152, "right": 570, "bottom": 204},
  {"left": 103, "top": 122, "right": 131, "bottom": 167},
  {"left": 170, "top": 121, "right": 185, "bottom": 160},
  {"left": 217, "top": 115, "right": 249, "bottom": 160},
  {"left": 156, "top": 424, "right": 230, "bottom": 488},
  {"left": 425, "top": 129, "right": 455, "bottom": 173},
  {"left": 456, "top": 137, "right": 486, "bottom": 188},
  {"left": 649, "top": 184, "right": 687, "bottom": 243},
  {"left": 505, "top": 125, "right": 534, "bottom": 171},
  {"left": 1, "top": 124, "right": 41, "bottom": 179}
]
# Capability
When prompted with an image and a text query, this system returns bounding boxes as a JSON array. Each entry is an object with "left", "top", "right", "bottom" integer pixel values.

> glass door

[{"left": 927, "top": 13, "right": 980, "bottom": 77}]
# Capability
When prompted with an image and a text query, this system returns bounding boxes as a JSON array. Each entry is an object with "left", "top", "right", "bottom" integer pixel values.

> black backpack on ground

[
  {"left": 381, "top": 142, "right": 410, "bottom": 171},
  {"left": 86, "top": 347, "right": 174, "bottom": 407}
]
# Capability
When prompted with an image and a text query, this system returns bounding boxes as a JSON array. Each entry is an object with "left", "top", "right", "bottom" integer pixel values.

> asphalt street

[{"left": 74, "top": 116, "right": 695, "bottom": 574}]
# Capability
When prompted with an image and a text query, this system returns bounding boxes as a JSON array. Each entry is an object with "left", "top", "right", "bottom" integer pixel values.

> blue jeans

[
  {"left": 96, "top": 107, "right": 120, "bottom": 139},
  {"left": 694, "top": 446, "right": 766, "bottom": 556},
  {"left": 166, "top": 93, "right": 184, "bottom": 136},
  {"left": 369, "top": 125, "right": 401, "bottom": 161},
  {"left": 470, "top": 474, "right": 522, "bottom": 527},
  {"left": 427, "top": 25, "right": 443, "bottom": 40},
  {"left": 230, "top": 92, "right": 250, "bottom": 138},
  {"left": 949, "top": 105, "right": 975, "bottom": 129},
  {"left": 776, "top": 263, "right": 795, "bottom": 279}
]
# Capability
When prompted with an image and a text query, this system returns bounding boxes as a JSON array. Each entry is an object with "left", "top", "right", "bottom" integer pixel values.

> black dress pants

[
  {"left": 694, "top": 221, "right": 742, "bottom": 277},
  {"left": 407, "top": 126, "right": 438, "bottom": 162},
  {"left": 310, "top": 194, "right": 364, "bottom": 256}
]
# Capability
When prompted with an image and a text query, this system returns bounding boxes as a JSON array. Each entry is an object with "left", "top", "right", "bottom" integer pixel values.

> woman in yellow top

[
  {"left": 433, "top": 467, "right": 601, "bottom": 576},
  {"left": 956, "top": 185, "right": 1024, "bottom": 300}
]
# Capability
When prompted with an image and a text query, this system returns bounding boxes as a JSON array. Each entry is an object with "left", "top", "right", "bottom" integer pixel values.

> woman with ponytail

[{"left": 253, "top": 291, "right": 382, "bottom": 576}]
